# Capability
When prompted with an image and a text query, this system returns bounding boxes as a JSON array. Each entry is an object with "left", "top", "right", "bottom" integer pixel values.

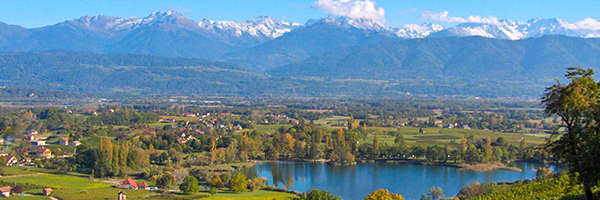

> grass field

[
  {"left": 198, "top": 190, "right": 296, "bottom": 200},
  {"left": 362, "top": 127, "right": 549, "bottom": 147},
  {"left": 0, "top": 174, "right": 112, "bottom": 189}
]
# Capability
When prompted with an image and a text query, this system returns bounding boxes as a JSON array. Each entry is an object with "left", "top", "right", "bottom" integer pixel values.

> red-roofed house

[
  {"left": 59, "top": 137, "right": 69, "bottom": 146},
  {"left": 138, "top": 182, "right": 148, "bottom": 190},
  {"left": 118, "top": 178, "right": 138, "bottom": 190},
  {"left": 4, "top": 155, "right": 17, "bottom": 166},
  {"left": 31, "top": 147, "right": 51, "bottom": 158},
  {"left": 0, "top": 186, "right": 10, "bottom": 197}
]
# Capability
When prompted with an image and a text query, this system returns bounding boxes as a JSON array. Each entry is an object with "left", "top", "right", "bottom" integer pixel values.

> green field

[
  {"left": 198, "top": 190, "right": 296, "bottom": 200},
  {"left": 0, "top": 174, "right": 112, "bottom": 189},
  {"left": 362, "top": 127, "right": 549, "bottom": 147}
]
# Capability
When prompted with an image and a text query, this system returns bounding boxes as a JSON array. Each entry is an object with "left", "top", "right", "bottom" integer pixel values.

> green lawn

[
  {"left": 198, "top": 190, "right": 296, "bottom": 200},
  {"left": 52, "top": 187, "right": 160, "bottom": 200},
  {"left": 0, "top": 174, "right": 112, "bottom": 189}
]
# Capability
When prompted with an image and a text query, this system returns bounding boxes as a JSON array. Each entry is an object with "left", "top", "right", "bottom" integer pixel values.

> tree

[
  {"left": 156, "top": 173, "right": 174, "bottom": 188},
  {"left": 394, "top": 133, "right": 406, "bottom": 147},
  {"left": 483, "top": 137, "right": 492, "bottom": 163},
  {"left": 365, "top": 189, "right": 404, "bottom": 200},
  {"left": 247, "top": 177, "right": 267, "bottom": 191},
  {"left": 210, "top": 176, "right": 224, "bottom": 188},
  {"left": 373, "top": 134, "right": 379, "bottom": 159},
  {"left": 229, "top": 172, "right": 248, "bottom": 193},
  {"left": 300, "top": 188, "right": 342, "bottom": 200},
  {"left": 535, "top": 167, "right": 553, "bottom": 180},
  {"left": 179, "top": 175, "right": 200, "bottom": 194},
  {"left": 428, "top": 187, "right": 445, "bottom": 200},
  {"left": 542, "top": 67, "right": 600, "bottom": 200},
  {"left": 210, "top": 138, "right": 217, "bottom": 166}
]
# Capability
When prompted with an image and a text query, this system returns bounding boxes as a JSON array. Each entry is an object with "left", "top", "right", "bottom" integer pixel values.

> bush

[
  {"left": 299, "top": 188, "right": 342, "bottom": 200},
  {"left": 247, "top": 177, "right": 267, "bottom": 191},
  {"left": 228, "top": 172, "right": 247, "bottom": 193},
  {"left": 209, "top": 187, "right": 218, "bottom": 195}
]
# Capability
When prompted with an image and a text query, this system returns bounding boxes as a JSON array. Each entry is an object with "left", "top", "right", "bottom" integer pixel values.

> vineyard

[{"left": 471, "top": 174, "right": 599, "bottom": 200}]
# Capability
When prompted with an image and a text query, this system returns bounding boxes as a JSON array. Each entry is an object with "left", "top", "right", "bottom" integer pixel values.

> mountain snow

[
  {"left": 198, "top": 15, "right": 302, "bottom": 39},
  {"left": 14, "top": 10, "right": 600, "bottom": 43}
]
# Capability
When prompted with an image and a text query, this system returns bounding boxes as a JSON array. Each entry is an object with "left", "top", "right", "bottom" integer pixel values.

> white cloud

[
  {"left": 420, "top": 11, "right": 501, "bottom": 25},
  {"left": 312, "top": 0, "right": 385, "bottom": 22},
  {"left": 562, "top": 18, "right": 600, "bottom": 31}
]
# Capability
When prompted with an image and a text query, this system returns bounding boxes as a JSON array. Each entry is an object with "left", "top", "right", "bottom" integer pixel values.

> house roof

[
  {"left": 36, "top": 147, "right": 49, "bottom": 153},
  {"left": 60, "top": 137, "right": 69, "bottom": 141},
  {"left": 120, "top": 178, "right": 138, "bottom": 188},
  {"left": 5, "top": 155, "right": 15, "bottom": 163},
  {"left": 43, "top": 188, "right": 52, "bottom": 192},
  {"left": 139, "top": 182, "right": 148, "bottom": 187},
  {"left": 0, "top": 186, "right": 11, "bottom": 193}
]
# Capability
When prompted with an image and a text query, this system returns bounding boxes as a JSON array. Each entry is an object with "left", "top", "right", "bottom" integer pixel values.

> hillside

[{"left": 267, "top": 35, "right": 600, "bottom": 97}]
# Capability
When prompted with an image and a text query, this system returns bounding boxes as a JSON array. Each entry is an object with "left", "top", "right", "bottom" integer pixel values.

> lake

[{"left": 241, "top": 161, "right": 549, "bottom": 200}]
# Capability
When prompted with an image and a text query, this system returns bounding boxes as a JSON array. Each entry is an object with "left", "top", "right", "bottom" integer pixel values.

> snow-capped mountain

[
  {"left": 395, "top": 23, "right": 444, "bottom": 39},
  {"left": 430, "top": 18, "right": 600, "bottom": 40},
  {"left": 306, "top": 15, "right": 397, "bottom": 35},
  {"left": 199, "top": 15, "right": 302, "bottom": 39}
]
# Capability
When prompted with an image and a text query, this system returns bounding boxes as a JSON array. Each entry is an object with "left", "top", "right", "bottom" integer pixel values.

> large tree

[
  {"left": 179, "top": 175, "right": 200, "bottom": 194},
  {"left": 542, "top": 67, "right": 600, "bottom": 200}
]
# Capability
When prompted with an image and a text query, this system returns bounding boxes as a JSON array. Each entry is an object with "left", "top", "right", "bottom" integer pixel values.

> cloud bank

[{"left": 312, "top": 0, "right": 385, "bottom": 22}]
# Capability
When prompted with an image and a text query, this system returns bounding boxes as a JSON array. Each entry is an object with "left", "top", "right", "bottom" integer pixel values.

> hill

[{"left": 267, "top": 35, "right": 600, "bottom": 97}]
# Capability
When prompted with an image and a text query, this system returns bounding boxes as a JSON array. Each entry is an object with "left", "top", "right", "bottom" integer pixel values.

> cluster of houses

[
  {"left": 443, "top": 123, "right": 472, "bottom": 129},
  {"left": 25, "top": 130, "right": 81, "bottom": 148},
  {"left": 0, "top": 130, "right": 85, "bottom": 167},
  {"left": 0, "top": 186, "right": 53, "bottom": 197}
]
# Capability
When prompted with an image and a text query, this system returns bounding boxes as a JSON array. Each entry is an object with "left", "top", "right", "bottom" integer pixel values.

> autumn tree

[
  {"left": 229, "top": 172, "right": 248, "bottom": 193},
  {"left": 542, "top": 67, "right": 600, "bottom": 200},
  {"left": 365, "top": 189, "right": 404, "bottom": 200}
]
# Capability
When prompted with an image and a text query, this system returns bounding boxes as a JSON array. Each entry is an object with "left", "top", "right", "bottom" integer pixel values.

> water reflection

[{"left": 242, "top": 161, "right": 549, "bottom": 200}]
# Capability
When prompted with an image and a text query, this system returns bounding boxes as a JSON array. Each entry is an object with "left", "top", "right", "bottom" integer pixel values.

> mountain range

[
  {"left": 2, "top": 11, "right": 600, "bottom": 71},
  {"left": 2, "top": 11, "right": 600, "bottom": 98}
]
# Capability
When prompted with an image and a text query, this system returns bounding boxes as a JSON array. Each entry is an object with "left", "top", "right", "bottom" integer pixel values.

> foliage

[
  {"left": 299, "top": 188, "right": 342, "bottom": 200},
  {"left": 210, "top": 176, "right": 225, "bottom": 188},
  {"left": 428, "top": 187, "right": 445, "bottom": 200},
  {"left": 179, "top": 175, "right": 200, "bottom": 194},
  {"left": 229, "top": 172, "right": 248, "bottom": 193},
  {"left": 542, "top": 67, "right": 600, "bottom": 199},
  {"left": 471, "top": 174, "right": 600, "bottom": 200},
  {"left": 247, "top": 177, "right": 267, "bottom": 191},
  {"left": 364, "top": 189, "right": 404, "bottom": 200}
]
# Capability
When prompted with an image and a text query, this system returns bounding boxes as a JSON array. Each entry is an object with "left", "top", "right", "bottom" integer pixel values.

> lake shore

[{"left": 383, "top": 160, "right": 522, "bottom": 172}]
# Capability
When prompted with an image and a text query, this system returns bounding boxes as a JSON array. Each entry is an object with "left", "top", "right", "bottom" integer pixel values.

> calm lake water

[{"left": 241, "top": 161, "right": 549, "bottom": 200}]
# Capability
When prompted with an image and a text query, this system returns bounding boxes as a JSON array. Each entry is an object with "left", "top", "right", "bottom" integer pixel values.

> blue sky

[{"left": 0, "top": 0, "right": 598, "bottom": 28}]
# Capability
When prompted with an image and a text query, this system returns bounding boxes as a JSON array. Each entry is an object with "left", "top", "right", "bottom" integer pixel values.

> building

[
  {"left": 0, "top": 186, "right": 10, "bottom": 197},
  {"left": 118, "top": 178, "right": 138, "bottom": 190},
  {"left": 27, "top": 130, "right": 38, "bottom": 135},
  {"left": 26, "top": 135, "right": 35, "bottom": 141},
  {"left": 59, "top": 137, "right": 69, "bottom": 146},
  {"left": 31, "top": 140, "right": 46, "bottom": 146},
  {"left": 0, "top": 151, "right": 8, "bottom": 157},
  {"left": 4, "top": 155, "right": 17, "bottom": 166},
  {"left": 118, "top": 191, "right": 126, "bottom": 200},
  {"left": 69, "top": 141, "right": 82, "bottom": 147},
  {"left": 43, "top": 188, "right": 52, "bottom": 196},
  {"left": 32, "top": 147, "right": 52, "bottom": 158},
  {"left": 138, "top": 182, "right": 148, "bottom": 190}
]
